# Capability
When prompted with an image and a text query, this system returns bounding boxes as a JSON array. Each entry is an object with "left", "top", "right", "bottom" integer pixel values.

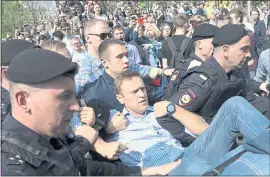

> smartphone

[{"left": 138, "top": 18, "right": 143, "bottom": 24}]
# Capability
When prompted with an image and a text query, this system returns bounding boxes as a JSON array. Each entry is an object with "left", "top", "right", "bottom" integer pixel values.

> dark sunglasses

[{"left": 87, "top": 33, "right": 110, "bottom": 40}]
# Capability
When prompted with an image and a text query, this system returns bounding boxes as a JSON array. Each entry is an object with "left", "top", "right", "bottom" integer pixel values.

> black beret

[
  {"left": 192, "top": 23, "right": 219, "bottom": 41},
  {"left": 212, "top": 24, "right": 248, "bottom": 47},
  {"left": 2, "top": 39, "right": 35, "bottom": 66},
  {"left": 6, "top": 49, "right": 78, "bottom": 84}
]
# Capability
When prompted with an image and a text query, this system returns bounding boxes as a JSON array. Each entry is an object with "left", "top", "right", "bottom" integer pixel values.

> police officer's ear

[
  {"left": 1, "top": 66, "right": 8, "bottom": 79},
  {"left": 195, "top": 40, "right": 202, "bottom": 49},
  {"left": 222, "top": 45, "right": 230, "bottom": 58},
  {"left": 14, "top": 89, "right": 31, "bottom": 113}
]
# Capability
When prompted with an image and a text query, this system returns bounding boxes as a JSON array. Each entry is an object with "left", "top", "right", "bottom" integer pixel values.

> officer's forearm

[
  {"left": 91, "top": 136, "right": 106, "bottom": 153},
  {"left": 172, "top": 105, "right": 209, "bottom": 135}
]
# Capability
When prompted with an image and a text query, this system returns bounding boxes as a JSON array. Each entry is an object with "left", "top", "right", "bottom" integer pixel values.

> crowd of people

[{"left": 1, "top": 0, "right": 270, "bottom": 176}]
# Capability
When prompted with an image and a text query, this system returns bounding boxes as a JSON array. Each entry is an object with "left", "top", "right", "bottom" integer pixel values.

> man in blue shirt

[
  {"left": 112, "top": 25, "right": 142, "bottom": 65},
  {"left": 74, "top": 39, "right": 173, "bottom": 161},
  {"left": 106, "top": 70, "right": 270, "bottom": 175},
  {"left": 75, "top": 19, "right": 173, "bottom": 95}
]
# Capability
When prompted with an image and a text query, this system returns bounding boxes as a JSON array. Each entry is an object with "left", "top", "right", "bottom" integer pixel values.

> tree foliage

[{"left": 1, "top": 1, "right": 32, "bottom": 38}]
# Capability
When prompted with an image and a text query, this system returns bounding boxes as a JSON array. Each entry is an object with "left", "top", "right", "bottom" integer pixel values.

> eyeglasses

[
  {"left": 86, "top": 33, "right": 110, "bottom": 40},
  {"left": 72, "top": 42, "right": 81, "bottom": 46}
]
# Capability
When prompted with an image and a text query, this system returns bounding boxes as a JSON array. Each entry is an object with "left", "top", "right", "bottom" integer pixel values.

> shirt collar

[
  {"left": 103, "top": 71, "right": 115, "bottom": 85},
  {"left": 190, "top": 52, "right": 204, "bottom": 63},
  {"left": 208, "top": 57, "right": 228, "bottom": 79},
  {"left": 122, "top": 106, "right": 154, "bottom": 120}
]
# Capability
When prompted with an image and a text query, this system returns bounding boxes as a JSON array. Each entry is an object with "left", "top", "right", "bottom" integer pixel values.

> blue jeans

[{"left": 169, "top": 96, "right": 270, "bottom": 175}]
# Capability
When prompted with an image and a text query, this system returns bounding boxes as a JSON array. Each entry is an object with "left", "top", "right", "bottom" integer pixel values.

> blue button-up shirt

[
  {"left": 124, "top": 42, "right": 142, "bottom": 65},
  {"left": 106, "top": 106, "right": 185, "bottom": 167},
  {"left": 74, "top": 54, "right": 104, "bottom": 94}
]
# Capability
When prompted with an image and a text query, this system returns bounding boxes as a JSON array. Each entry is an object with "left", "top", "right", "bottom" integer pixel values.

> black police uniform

[
  {"left": 1, "top": 40, "right": 36, "bottom": 122},
  {"left": 163, "top": 23, "right": 218, "bottom": 101},
  {"left": 1, "top": 87, "right": 11, "bottom": 122},
  {"left": 167, "top": 25, "right": 270, "bottom": 122},
  {"left": 1, "top": 49, "right": 142, "bottom": 176}
]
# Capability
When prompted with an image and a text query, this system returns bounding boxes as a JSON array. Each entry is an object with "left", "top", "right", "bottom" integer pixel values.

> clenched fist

[
  {"left": 97, "top": 142, "right": 128, "bottom": 160},
  {"left": 164, "top": 69, "right": 175, "bottom": 76},
  {"left": 106, "top": 112, "right": 129, "bottom": 134},
  {"left": 154, "top": 100, "right": 171, "bottom": 118},
  {"left": 80, "top": 107, "right": 95, "bottom": 126}
]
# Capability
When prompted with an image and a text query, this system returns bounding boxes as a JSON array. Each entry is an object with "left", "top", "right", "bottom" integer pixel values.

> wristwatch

[{"left": 166, "top": 103, "right": 176, "bottom": 116}]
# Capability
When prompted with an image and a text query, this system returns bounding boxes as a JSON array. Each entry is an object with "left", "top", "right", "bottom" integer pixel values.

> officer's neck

[
  {"left": 1, "top": 78, "right": 9, "bottom": 91},
  {"left": 194, "top": 50, "right": 209, "bottom": 61},
  {"left": 214, "top": 54, "right": 232, "bottom": 73}
]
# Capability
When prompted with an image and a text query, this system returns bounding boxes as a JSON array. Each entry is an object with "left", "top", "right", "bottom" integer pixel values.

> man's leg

[{"left": 169, "top": 96, "right": 270, "bottom": 175}]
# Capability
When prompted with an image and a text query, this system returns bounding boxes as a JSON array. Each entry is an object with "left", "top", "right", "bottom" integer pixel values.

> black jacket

[{"left": 1, "top": 115, "right": 142, "bottom": 176}]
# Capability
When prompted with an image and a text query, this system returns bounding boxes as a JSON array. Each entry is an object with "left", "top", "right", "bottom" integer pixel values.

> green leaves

[{"left": 1, "top": 1, "right": 32, "bottom": 38}]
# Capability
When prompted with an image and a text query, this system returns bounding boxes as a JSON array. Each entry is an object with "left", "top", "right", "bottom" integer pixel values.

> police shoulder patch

[{"left": 178, "top": 89, "right": 196, "bottom": 106}]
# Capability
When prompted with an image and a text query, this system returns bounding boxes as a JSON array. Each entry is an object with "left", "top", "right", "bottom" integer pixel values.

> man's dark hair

[
  {"left": 112, "top": 25, "right": 124, "bottom": 34},
  {"left": 62, "top": 22, "right": 70, "bottom": 29},
  {"left": 173, "top": 13, "right": 188, "bottom": 28},
  {"left": 98, "top": 39, "right": 125, "bottom": 60},
  {"left": 54, "top": 31, "right": 64, "bottom": 41},
  {"left": 251, "top": 8, "right": 260, "bottom": 16},
  {"left": 114, "top": 70, "right": 142, "bottom": 95},
  {"left": 39, "top": 35, "right": 48, "bottom": 41},
  {"left": 63, "top": 7, "right": 71, "bottom": 14},
  {"left": 230, "top": 8, "right": 244, "bottom": 23}
]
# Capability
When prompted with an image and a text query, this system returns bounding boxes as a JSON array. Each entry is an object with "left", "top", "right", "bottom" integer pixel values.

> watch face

[{"left": 167, "top": 104, "right": 175, "bottom": 113}]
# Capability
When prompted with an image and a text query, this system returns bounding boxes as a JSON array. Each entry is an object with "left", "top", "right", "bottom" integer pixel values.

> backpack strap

[
  {"left": 203, "top": 150, "right": 247, "bottom": 176},
  {"left": 179, "top": 37, "right": 191, "bottom": 55},
  {"left": 167, "top": 37, "right": 177, "bottom": 54}
]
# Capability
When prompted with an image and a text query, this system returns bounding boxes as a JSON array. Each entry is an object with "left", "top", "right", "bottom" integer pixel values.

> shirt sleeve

[
  {"left": 130, "top": 64, "right": 153, "bottom": 78},
  {"left": 168, "top": 72, "right": 213, "bottom": 112},
  {"left": 132, "top": 45, "right": 143, "bottom": 64},
  {"left": 254, "top": 51, "right": 268, "bottom": 82}
]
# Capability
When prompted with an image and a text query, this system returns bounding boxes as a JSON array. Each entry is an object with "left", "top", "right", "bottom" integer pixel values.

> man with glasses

[
  {"left": 75, "top": 19, "right": 174, "bottom": 95},
  {"left": 71, "top": 36, "right": 86, "bottom": 67}
]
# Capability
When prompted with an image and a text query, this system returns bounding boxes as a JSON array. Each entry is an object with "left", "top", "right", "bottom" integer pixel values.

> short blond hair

[
  {"left": 41, "top": 41, "right": 66, "bottom": 53},
  {"left": 144, "top": 23, "right": 161, "bottom": 38},
  {"left": 83, "top": 19, "right": 108, "bottom": 36}
]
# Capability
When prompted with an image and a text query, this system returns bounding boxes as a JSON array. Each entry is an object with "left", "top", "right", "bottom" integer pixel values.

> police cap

[
  {"left": 2, "top": 39, "right": 37, "bottom": 66},
  {"left": 192, "top": 23, "right": 219, "bottom": 41},
  {"left": 6, "top": 49, "right": 78, "bottom": 84},
  {"left": 212, "top": 24, "right": 248, "bottom": 47}
]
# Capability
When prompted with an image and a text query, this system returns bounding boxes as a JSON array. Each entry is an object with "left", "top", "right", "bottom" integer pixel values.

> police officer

[
  {"left": 1, "top": 49, "right": 179, "bottom": 175},
  {"left": 1, "top": 40, "right": 36, "bottom": 122},
  {"left": 167, "top": 24, "right": 270, "bottom": 123},
  {"left": 164, "top": 24, "right": 218, "bottom": 100}
]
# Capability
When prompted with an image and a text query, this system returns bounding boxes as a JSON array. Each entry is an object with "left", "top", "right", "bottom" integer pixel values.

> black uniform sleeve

[
  {"left": 241, "top": 91, "right": 270, "bottom": 120},
  {"left": 91, "top": 160, "right": 142, "bottom": 176},
  {"left": 246, "top": 78, "right": 262, "bottom": 94},
  {"left": 169, "top": 72, "right": 213, "bottom": 112},
  {"left": 1, "top": 152, "right": 38, "bottom": 176}
]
